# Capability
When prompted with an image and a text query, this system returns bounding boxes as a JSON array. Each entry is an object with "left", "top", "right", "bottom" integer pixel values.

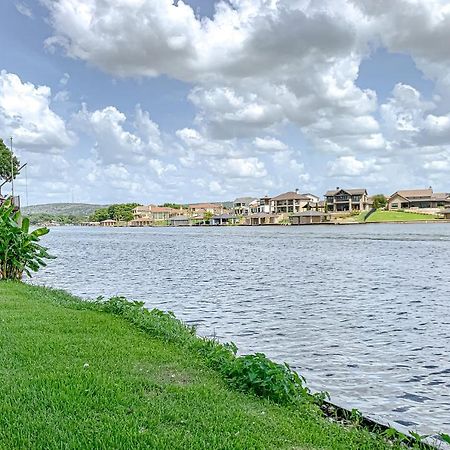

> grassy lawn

[
  {"left": 364, "top": 210, "right": 439, "bottom": 222},
  {"left": 354, "top": 210, "right": 439, "bottom": 223},
  {"left": 0, "top": 282, "right": 402, "bottom": 450}
]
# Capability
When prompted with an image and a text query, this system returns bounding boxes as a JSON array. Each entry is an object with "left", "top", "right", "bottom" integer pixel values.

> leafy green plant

[
  {"left": 440, "top": 433, "right": 450, "bottom": 444},
  {"left": 0, "top": 199, "right": 54, "bottom": 280}
]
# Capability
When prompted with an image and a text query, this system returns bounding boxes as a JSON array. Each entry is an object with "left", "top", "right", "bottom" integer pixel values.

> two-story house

[
  {"left": 270, "top": 191, "right": 312, "bottom": 214},
  {"left": 325, "top": 188, "right": 370, "bottom": 212},
  {"left": 233, "top": 197, "right": 257, "bottom": 216}
]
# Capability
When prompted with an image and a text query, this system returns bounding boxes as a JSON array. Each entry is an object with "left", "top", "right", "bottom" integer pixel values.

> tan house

[
  {"left": 325, "top": 188, "right": 370, "bottom": 212},
  {"left": 387, "top": 188, "right": 450, "bottom": 210},
  {"left": 246, "top": 213, "right": 281, "bottom": 226},
  {"left": 188, "top": 203, "right": 225, "bottom": 216},
  {"left": 442, "top": 209, "right": 450, "bottom": 220},
  {"left": 270, "top": 191, "right": 313, "bottom": 214},
  {"left": 129, "top": 217, "right": 153, "bottom": 227},
  {"left": 289, "top": 211, "right": 330, "bottom": 225},
  {"left": 133, "top": 205, "right": 179, "bottom": 223}
]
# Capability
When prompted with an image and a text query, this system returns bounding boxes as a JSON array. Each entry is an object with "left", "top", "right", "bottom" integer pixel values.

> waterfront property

[
  {"left": 325, "top": 188, "right": 370, "bottom": 212},
  {"left": 246, "top": 212, "right": 281, "bottom": 225},
  {"left": 169, "top": 215, "right": 191, "bottom": 226},
  {"left": 250, "top": 196, "right": 272, "bottom": 214},
  {"left": 132, "top": 205, "right": 180, "bottom": 224},
  {"left": 100, "top": 219, "right": 117, "bottom": 227},
  {"left": 270, "top": 190, "right": 313, "bottom": 214},
  {"left": 210, "top": 214, "right": 240, "bottom": 225},
  {"left": 289, "top": 211, "right": 330, "bottom": 225},
  {"left": 387, "top": 188, "right": 450, "bottom": 210},
  {"left": 188, "top": 203, "right": 225, "bottom": 215},
  {"left": 129, "top": 216, "right": 153, "bottom": 227},
  {"left": 442, "top": 209, "right": 450, "bottom": 220},
  {"left": 233, "top": 197, "right": 256, "bottom": 216}
]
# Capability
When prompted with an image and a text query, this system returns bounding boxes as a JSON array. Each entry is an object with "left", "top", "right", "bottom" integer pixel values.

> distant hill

[{"left": 22, "top": 203, "right": 107, "bottom": 217}]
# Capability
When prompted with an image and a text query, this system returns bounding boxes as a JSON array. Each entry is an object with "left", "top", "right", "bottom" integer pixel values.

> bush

[{"left": 0, "top": 199, "right": 53, "bottom": 280}]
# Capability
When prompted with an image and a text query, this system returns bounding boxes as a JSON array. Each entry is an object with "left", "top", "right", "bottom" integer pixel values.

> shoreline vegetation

[{"left": 1, "top": 282, "right": 447, "bottom": 449}]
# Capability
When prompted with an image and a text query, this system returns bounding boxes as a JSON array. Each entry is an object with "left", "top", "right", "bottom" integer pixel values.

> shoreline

[{"left": 1, "top": 282, "right": 448, "bottom": 449}]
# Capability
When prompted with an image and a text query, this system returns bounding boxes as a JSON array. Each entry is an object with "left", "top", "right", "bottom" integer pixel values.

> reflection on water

[{"left": 32, "top": 224, "right": 450, "bottom": 434}]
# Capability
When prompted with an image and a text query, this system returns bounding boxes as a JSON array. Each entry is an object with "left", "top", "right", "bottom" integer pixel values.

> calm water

[{"left": 32, "top": 224, "right": 450, "bottom": 434}]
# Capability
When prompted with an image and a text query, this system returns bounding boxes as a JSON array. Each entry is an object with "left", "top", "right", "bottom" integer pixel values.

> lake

[{"left": 32, "top": 224, "right": 450, "bottom": 434}]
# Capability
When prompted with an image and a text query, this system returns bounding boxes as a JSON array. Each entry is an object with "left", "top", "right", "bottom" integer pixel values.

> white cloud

[
  {"left": 0, "top": 70, "right": 74, "bottom": 153},
  {"left": 15, "top": 2, "right": 33, "bottom": 18},
  {"left": 213, "top": 157, "right": 267, "bottom": 179},
  {"left": 254, "top": 137, "right": 288, "bottom": 152},
  {"left": 328, "top": 155, "right": 380, "bottom": 176},
  {"left": 74, "top": 104, "right": 163, "bottom": 165}
]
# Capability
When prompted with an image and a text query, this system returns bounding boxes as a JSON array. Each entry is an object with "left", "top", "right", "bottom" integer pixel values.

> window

[{"left": 391, "top": 203, "right": 398, "bottom": 208}]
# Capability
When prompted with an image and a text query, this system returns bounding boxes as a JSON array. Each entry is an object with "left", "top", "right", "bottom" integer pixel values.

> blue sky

[{"left": 1, "top": 0, "right": 449, "bottom": 205}]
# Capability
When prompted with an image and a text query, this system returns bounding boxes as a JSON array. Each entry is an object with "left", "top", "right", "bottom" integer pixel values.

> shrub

[{"left": 0, "top": 199, "right": 53, "bottom": 280}]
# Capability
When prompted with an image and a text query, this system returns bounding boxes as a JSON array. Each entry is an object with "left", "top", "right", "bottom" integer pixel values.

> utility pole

[{"left": 10, "top": 137, "right": 14, "bottom": 198}]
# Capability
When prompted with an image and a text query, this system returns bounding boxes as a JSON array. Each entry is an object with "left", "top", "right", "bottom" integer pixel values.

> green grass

[
  {"left": 357, "top": 210, "right": 439, "bottom": 223},
  {"left": 0, "top": 282, "right": 402, "bottom": 450}
]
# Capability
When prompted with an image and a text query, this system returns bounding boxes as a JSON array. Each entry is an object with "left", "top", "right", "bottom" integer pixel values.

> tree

[
  {"left": 203, "top": 211, "right": 213, "bottom": 223},
  {"left": 0, "top": 139, "right": 20, "bottom": 182},
  {"left": 372, "top": 194, "right": 387, "bottom": 209}
]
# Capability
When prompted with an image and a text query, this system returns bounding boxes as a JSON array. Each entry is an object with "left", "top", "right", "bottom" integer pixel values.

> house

[
  {"left": 325, "top": 188, "right": 370, "bottom": 212},
  {"left": 250, "top": 196, "right": 271, "bottom": 214},
  {"left": 289, "top": 211, "right": 330, "bottom": 225},
  {"left": 132, "top": 205, "right": 179, "bottom": 222},
  {"left": 387, "top": 188, "right": 450, "bottom": 210},
  {"left": 210, "top": 214, "right": 239, "bottom": 225},
  {"left": 169, "top": 215, "right": 191, "bottom": 226},
  {"left": 233, "top": 197, "right": 256, "bottom": 216},
  {"left": 129, "top": 217, "right": 153, "bottom": 227},
  {"left": 270, "top": 190, "right": 313, "bottom": 214},
  {"left": 442, "top": 209, "right": 450, "bottom": 220},
  {"left": 100, "top": 219, "right": 117, "bottom": 227},
  {"left": 246, "top": 213, "right": 281, "bottom": 226},
  {"left": 188, "top": 203, "right": 224, "bottom": 216}
]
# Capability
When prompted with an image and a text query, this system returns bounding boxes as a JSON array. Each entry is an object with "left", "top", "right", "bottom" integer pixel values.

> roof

[
  {"left": 392, "top": 188, "right": 433, "bottom": 199},
  {"left": 188, "top": 203, "right": 221, "bottom": 209},
  {"left": 233, "top": 197, "right": 255, "bottom": 204},
  {"left": 170, "top": 215, "right": 190, "bottom": 221},
  {"left": 325, "top": 188, "right": 367, "bottom": 196},
  {"left": 431, "top": 192, "right": 450, "bottom": 200},
  {"left": 211, "top": 214, "right": 238, "bottom": 219},
  {"left": 248, "top": 213, "right": 279, "bottom": 218},
  {"left": 151, "top": 206, "right": 177, "bottom": 213},
  {"left": 290, "top": 211, "right": 328, "bottom": 217},
  {"left": 271, "top": 191, "right": 311, "bottom": 201}
]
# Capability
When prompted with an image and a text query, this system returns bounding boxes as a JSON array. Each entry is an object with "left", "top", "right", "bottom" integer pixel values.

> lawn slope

[{"left": 0, "top": 282, "right": 398, "bottom": 450}]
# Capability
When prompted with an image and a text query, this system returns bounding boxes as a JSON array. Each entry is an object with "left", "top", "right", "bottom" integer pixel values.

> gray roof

[
  {"left": 211, "top": 214, "right": 238, "bottom": 219},
  {"left": 170, "top": 215, "right": 190, "bottom": 221},
  {"left": 325, "top": 188, "right": 367, "bottom": 196},
  {"left": 233, "top": 197, "right": 256, "bottom": 205},
  {"left": 271, "top": 191, "right": 311, "bottom": 201}
]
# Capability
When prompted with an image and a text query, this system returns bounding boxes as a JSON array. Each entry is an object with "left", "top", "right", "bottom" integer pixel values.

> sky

[{"left": 1, "top": 0, "right": 450, "bottom": 206}]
